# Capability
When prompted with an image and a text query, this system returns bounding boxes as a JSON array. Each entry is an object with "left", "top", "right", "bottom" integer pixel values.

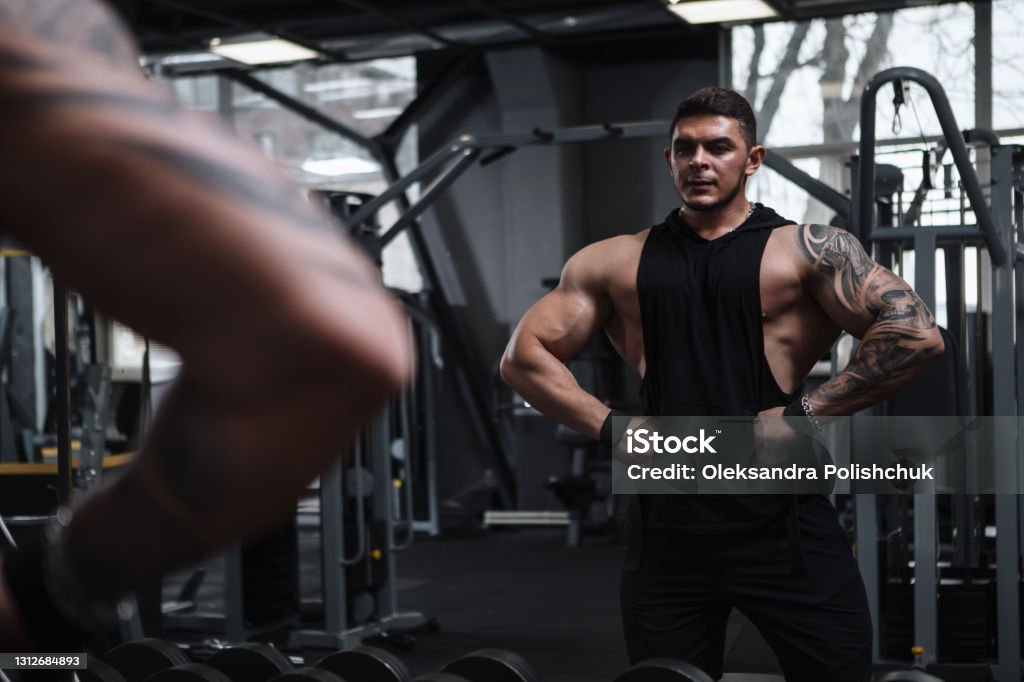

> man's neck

[{"left": 680, "top": 199, "right": 753, "bottom": 238}]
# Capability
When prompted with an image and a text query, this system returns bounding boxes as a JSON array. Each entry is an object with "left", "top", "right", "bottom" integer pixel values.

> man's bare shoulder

[
  {"left": 567, "top": 231, "right": 648, "bottom": 269},
  {"left": 767, "top": 223, "right": 863, "bottom": 269},
  {"left": 560, "top": 230, "right": 648, "bottom": 292},
  {"left": 766, "top": 222, "right": 808, "bottom": 244},
  {"left": 595, "top": 229, "right": 652, "bottom": 247},
  {"left": 577, "top": 230, "right": 649, "bottom": 264},
  {"left": 791, "top": 222, "right": 859, "bottom": 253},
  {"left": 0, "top": 0, "right": 139, "bottom": 66}
]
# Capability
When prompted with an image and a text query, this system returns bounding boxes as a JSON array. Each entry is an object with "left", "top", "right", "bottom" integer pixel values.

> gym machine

[
  {"left": 286, "top": 191, "right": 433, "bottom": 651},
  {"left": 850, "top": 66, "right": 1022, "bottom": 681}
]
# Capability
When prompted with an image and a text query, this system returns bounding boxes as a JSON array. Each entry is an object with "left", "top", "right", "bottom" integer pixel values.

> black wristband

[
  {"left": 2, "top": 532, "right": 90, "bottom": 651},
  {"left": 782, "top": 399, "right": 804, "bottom": 418},
  {"left": 782, "top": 395, "right": 825, "bottom": 434},
  {"left": 600, "top": 410, "right": 625, "bottom": 449}
]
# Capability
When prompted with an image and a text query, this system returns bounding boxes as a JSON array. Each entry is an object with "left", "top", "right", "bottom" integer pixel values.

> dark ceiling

[{"left": 117, "top": 0, "right": 970, "bottom": 64}]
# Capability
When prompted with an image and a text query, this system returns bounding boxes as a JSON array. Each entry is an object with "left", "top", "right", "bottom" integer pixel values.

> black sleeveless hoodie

[{"left": 636, "top": 203, "right": 800, "bottom": 531}]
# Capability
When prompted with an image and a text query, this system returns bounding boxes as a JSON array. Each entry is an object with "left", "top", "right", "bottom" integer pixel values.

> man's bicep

[{"left": 515, "top": 286, "right": 608, "bottom": 362}]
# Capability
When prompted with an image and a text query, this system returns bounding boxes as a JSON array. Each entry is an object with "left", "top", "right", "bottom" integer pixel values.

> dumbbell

[
  {"left": 314, "top": 645, "right": 411, "bottom": 682},
  {"left": 146, "top": 642, "right": 297, "bottom": 682},
  {"left": 439, "top": 649, "right": 541, "bottom": 682},
  {"left": 205, "top": 643, "right": 294, "bottom": 681},
  {"left": 77, "top": 657, "right": 127, "bottom": 682},
  {"left": 81, "top": 639, "right": 296, "bottom": 682},
  {"left": 612, "top": 658, "right": 714, "bottom": 682},
  {"left": 78, "top": 638, "right": 190, "bottom": 682}
]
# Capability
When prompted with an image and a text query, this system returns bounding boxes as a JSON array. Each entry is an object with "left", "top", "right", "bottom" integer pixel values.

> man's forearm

[
  {"left": 501, "top": 354, "right": 609, "bottom": 440},
  {"left": 65, "top": 369, "right": 400, "bottom": 604},
  {"left": 809, "top": 315, "right": 944, "bottom": 416}
]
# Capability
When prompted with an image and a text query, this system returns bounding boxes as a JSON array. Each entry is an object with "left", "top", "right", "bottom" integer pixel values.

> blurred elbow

[
  {"left": 361, "top": 300, "right": 416, "bottom": 395},
  {"left": 308, "top": 291, "right": 415, "bottom": 401}
]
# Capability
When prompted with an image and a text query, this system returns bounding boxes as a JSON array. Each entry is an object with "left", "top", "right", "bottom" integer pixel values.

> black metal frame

[
  {"left": 852, "top": 65, "right": 1023, "bottom": 681},
  {"left": 856, "top": 66, "right": 1007, "bottom": 266}
]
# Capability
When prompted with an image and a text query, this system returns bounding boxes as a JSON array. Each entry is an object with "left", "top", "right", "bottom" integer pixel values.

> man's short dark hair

[{"left": 669, "top": 87, "right": 757, "bottom": 148}]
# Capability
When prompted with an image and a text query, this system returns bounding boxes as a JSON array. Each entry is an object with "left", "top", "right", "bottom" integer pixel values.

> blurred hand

[{"left": 753, "top": 407, "right": 801, "bottom": 465}]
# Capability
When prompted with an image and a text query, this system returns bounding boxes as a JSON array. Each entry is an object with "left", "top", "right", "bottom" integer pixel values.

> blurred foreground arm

[{"left": 0, "top": 0, "right": 412, "bottom": 648}]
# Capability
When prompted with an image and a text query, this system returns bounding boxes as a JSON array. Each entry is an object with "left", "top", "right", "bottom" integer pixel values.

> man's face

[{"left": 664, "top": 114, "right": 765, "bottom": 212}]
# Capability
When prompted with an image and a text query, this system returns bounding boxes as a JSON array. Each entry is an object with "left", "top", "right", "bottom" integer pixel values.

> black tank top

[{"left": 636, "top": 204, "right": 799, "bottom": 531}]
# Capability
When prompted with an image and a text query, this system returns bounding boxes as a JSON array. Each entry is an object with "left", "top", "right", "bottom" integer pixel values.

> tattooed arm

[
  {"left": 797, "top": 224, "right": 944, "bottom": 416},
  {"left": 0, "top": 0, "right": 412, "bottom": 649}
]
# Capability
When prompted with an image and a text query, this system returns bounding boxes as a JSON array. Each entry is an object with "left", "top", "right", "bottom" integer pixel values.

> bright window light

[
  {"left": 667, "top": 0, "right": 778, "bottom": 24},
  {"left": 209, "top": 36, "right": 320, "bottom": 65}
]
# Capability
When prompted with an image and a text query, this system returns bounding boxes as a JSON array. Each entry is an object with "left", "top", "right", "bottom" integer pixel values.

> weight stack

[
  {"left": 881, "top": 581, "right": 913, "bottom": 661},
  {"left": 342, "top": 519, "right": 390, "bottom": 590},
  {"left": 881, "top": 580, "right": 996, "bottom": 662},
  {"left": 938, "top": 580, "right": 994, "bottom": 661}
]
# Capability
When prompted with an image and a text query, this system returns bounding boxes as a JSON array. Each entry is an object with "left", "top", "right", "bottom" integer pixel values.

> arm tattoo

[
  {"left": 797, "top": 224, "right": 941, "bottom": 410},
  {"left": 0, "top": 0, "right": 138, "bottom": 64},
  {"left": 121, "top": 139, "right": 378, "bottom": 289},
  {"left": 798, "top": 223, "right": 885, "bottom": 315},
  {"left": 0, "top": 47, "right": 312, "bottom": 233}
]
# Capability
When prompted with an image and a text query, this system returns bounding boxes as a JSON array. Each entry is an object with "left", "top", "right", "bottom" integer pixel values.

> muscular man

[
  {"left": 0, "top": 0, "right": 411, "bottom": 651},
  {"left": 501, "top": 87, "right": 943, "bottom": 681}
]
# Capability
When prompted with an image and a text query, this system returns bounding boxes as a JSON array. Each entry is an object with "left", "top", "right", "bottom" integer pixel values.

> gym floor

[{"left": 164, "top": 525, "right": 790, "bottom": 681}]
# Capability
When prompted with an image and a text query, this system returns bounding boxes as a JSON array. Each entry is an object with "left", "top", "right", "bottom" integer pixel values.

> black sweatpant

[{"left": 620, "top": 496, "right": 872, "bottom": 682}]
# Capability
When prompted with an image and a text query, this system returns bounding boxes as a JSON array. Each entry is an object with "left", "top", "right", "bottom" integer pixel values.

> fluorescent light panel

[
  {"left": 667, "top": 0, "right": 778, "bottom": 24},
  {"left": 301, "top": 157, "right": 381, "bottom": 177},
  {"left": 209, "top": 36, "right": 319, "bottom": 65},
  {"left": 353, "top": 107, "right": 405, "bottom": 120}
]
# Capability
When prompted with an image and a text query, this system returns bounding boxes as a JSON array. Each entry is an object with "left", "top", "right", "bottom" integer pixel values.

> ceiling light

[
  {"left": 353, "top": 107, "right": 405, "bottom": 120},
  {"left": 667, "top": 0, "right": 778, "bottom": 24},
  {"left": 301, "top": 157, "right": 381, "bottom": 177},
  {"left": 159, "top": 52, "right": 224, "bottom": 66},
  {"left": 209, "top": 34, "right": 320, "bottom": 66}
]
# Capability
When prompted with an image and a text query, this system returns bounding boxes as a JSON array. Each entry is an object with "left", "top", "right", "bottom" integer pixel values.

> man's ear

[
  {"left": 664, "top": 146, "right": 673, "bottom": 175},
  {"left": 746, "top": 144, "right": 766, "bottom": 176}
]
